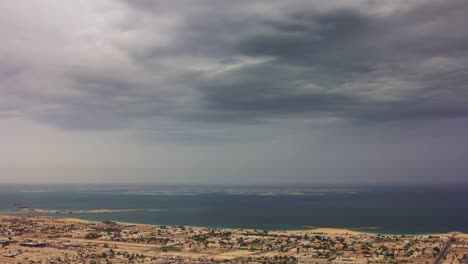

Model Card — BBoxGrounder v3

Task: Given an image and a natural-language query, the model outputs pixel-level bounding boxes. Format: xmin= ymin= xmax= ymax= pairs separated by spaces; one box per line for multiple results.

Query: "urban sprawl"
xmin=1 ymin=216 xmax=467 ymax=263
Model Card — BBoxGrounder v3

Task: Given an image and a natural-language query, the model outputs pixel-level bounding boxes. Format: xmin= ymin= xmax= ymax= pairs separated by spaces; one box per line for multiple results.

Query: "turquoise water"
xmin=1 ymin=185 xmax=467 ymax=234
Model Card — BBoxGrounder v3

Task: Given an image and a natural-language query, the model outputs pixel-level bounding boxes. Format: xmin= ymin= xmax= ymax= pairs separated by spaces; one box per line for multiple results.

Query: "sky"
xmin=0 ymin=0 xmax=467 ymax=184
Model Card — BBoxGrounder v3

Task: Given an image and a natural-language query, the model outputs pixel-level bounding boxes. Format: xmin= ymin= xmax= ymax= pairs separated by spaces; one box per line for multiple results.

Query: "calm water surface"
xmin=0 ymin=185 xmax=467 ymax=234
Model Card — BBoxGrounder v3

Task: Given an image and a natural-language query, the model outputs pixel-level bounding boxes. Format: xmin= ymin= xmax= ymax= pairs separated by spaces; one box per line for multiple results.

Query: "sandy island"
xmin=1 ymin=208 xmax=146 ymax=214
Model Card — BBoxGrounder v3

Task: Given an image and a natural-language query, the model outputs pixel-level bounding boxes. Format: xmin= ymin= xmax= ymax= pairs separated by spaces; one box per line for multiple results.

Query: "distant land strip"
xmin=0 ymin=208 xmax=146 ymax=214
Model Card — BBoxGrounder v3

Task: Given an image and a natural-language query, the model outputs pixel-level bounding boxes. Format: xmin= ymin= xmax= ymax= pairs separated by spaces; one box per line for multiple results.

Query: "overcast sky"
xmin=1 ymin=0 xmax=467 ymax=184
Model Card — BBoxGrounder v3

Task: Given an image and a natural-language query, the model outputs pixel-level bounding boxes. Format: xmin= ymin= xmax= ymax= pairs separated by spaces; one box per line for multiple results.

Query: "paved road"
xmin=433 ymin=233 xmax=458 ymax=264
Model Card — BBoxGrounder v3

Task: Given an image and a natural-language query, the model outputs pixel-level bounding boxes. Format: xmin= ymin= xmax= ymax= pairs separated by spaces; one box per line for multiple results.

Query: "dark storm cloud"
xmin=2 ymin=0 xmax=468 ymax=131
xmin=180 ymin=0 xmax=468 ymax=124
xmin=239 ymin=11 xmax=373 ymax=63
xmin=2 ymin=0 xmax=468 ymax=184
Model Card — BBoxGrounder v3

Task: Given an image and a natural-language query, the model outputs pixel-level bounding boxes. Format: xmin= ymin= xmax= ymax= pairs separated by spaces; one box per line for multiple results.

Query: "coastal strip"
xmin=0 ymin=208 xmax=147 ymax=214
xmin=0 ymin=215 xmax=466 ymax=263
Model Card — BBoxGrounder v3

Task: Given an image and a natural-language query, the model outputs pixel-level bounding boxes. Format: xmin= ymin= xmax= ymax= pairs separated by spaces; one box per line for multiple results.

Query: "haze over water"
xmin=1 ymin=184 xmax=467 ymax=234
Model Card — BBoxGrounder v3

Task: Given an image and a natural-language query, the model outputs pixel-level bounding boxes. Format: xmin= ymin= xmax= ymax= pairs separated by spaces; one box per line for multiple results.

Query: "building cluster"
xmin=1 ymin=216 xmax=467 ymax=263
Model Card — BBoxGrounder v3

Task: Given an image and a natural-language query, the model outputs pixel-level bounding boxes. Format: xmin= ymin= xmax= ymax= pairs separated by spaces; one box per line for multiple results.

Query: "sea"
xmin=0 ymin=184 xmax=467 ymax=234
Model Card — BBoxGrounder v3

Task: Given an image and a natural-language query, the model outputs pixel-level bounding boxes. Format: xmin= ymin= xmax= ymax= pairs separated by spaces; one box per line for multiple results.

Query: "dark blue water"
xmin=0 ymin=185 xmax=467 ymax=234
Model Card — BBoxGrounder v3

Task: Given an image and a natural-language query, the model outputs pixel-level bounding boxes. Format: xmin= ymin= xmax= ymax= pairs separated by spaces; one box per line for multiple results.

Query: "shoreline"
xmin=78 ymin=219 xmax=466 ymax=237
xmin=0 ymin=214 xmax=459 ymax=237
xmin=2 ymin=215 xmax=466 ymax=263
xmin=0 ymin=208 xmax=146 ymax=214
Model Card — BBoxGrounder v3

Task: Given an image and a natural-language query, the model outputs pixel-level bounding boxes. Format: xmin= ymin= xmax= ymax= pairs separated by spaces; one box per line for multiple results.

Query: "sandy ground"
xmin=210 ymin=250 xmax=255 ymax=260
xmin=298 ymin=227 xmax=361 ymax=234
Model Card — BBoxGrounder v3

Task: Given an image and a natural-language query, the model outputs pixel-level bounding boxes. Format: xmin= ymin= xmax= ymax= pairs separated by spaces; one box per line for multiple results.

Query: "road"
xmin=433 ymin=232 xmax=458 ymax=264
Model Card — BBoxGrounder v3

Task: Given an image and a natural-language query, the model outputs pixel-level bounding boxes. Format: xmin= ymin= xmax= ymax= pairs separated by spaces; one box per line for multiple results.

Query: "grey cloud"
xmin=183 ymin=1 xmax=468 ymax=124
xmin=2 ymin=0 xmax=468 ymax=184
xmin=2 ymin=0 xmax=468 ymax=132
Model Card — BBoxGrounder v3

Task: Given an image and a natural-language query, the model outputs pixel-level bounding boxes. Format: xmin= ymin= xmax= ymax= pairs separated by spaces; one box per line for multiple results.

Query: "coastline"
xmin=3 ymin=214 xmax=464 ymax=263
xmin=83 ymin=219 xmax=464 ymax=237
xmin=0 ymin=208 xmax=146 ymax=214
xmin=0 ymin=214 xmax=458 ymax=237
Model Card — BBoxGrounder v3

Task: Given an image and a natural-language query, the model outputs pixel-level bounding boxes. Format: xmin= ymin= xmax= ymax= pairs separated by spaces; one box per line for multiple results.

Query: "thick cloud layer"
xmin=0 ymin=0 xmax=467 ymax=183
